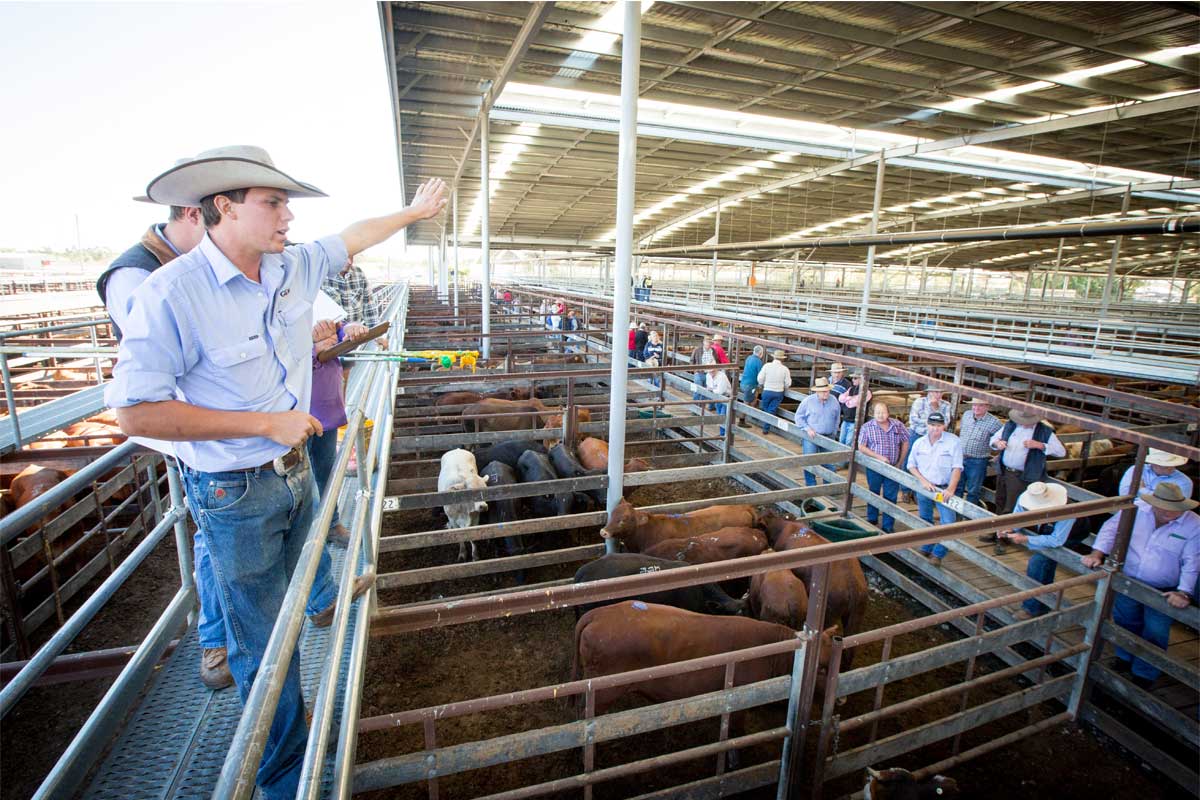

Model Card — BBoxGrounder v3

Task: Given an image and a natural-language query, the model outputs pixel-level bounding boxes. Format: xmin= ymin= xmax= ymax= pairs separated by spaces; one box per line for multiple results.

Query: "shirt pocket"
xmin=208 ymin=337 xmax=269 ymax=382
xmin=276 ymin=299 xmax=314 ymax=369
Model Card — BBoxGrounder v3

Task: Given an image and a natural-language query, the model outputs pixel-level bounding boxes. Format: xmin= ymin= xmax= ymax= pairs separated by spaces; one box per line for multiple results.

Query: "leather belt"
xmin=230 ymin=446 xmax=306 ymax=475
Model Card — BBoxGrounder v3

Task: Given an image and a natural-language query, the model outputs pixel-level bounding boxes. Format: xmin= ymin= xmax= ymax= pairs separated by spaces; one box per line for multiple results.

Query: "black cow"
xmin=480 ymin=461 xmax=526 ymax=565
xmin=476 ymin=439 xmax=547 ymax=470
xmin=516 ymin=450 xmax=574 ymax=517
xmin=862 ymin=767 xmax=959 ymax=799
xmin=572 ymin=553 xmax=747 ymax=619
xmin=549 ymin=443 xmax=607 ymax=507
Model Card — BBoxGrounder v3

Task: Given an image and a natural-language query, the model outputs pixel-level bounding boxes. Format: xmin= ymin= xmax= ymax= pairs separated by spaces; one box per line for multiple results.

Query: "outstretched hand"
xmin=409 ymin=178 xmax=448 ymax=221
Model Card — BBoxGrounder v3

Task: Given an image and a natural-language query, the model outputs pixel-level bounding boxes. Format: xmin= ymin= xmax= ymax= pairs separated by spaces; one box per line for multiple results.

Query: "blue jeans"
xmin=714 ymin=403 xmax=726 ymax=437
xmin=307 ymin=430 xmax=342 ymax=531
xmin=183 ymin=463 xmax=327 ymax=800
xmin=839 ymin=419 xmax=856 ymax=446
xmin=957 ymin=456 xmax=989 ymax=506
xmin=740 ymin=384 xmax=757 ymax=406
xmin=693 ymin=371 xmax=705 ymax=400
xmin=760 ymin=390 xmax=785 ymax=432
xmin=801 ymin=438 xmax=822 ymax=487
xmin=193 ymin=465 xmax=340 ymax=651
xmin=865 ymin=469 xmax=899 ymax=533
xmin=1112 ymin=593 xmax=1173 ymax=681
xmin=916 ymin=492 xmax=956 ymax=558
xmin=1021 ymin=552 xmax=1059 ymax=616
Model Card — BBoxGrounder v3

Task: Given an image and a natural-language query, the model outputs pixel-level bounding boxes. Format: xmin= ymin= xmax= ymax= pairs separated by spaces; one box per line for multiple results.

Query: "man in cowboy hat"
xmin=1119 ymin=448 xmax=1193 ymax=499
xmin=827 ymin=361 xmax=850 ymax=402
xmin=710 ymin=332 xmax=730 ymax=364
xmin=756 ymin=349 xmax=793 ymax=434
xmin=907 ymin=411 xmax=963 ymax=567
xmin=736 ymin=344 xmax=765 ymax=427
xmin=987 ymin=407 xmax=1065 ymax=517
xmin=795 ymin=376 xmax=841 ymax=486
xmin=996 ymin=482 xmax=1074 ymax=615
xmin=106 ymin=145 xmax=447 ymax=800
xmin=956 ymin=397 xmax=1003 ymax=509
xmin=837 ymin=370 xmax=871 ymax=446
xmin=1084 ymin=482 xmax=1199 ymax=687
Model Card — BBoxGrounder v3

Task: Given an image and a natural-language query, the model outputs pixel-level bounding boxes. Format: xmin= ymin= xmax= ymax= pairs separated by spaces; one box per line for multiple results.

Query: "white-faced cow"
xmin=438 ymin=449 xmax=490 ymax=562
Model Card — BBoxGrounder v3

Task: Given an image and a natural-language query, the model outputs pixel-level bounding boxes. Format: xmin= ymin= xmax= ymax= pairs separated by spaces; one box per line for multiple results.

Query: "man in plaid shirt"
xmin=857 ymin=402 xmax=911 ymax=534
xmin=321 ymin=256 xmax=388 ymax=349
xmin=957 ymin=397 xmax=1002 ymax=508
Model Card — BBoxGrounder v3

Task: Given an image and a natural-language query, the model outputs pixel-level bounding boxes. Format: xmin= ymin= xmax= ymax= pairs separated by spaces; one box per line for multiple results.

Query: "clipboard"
xmin=317 ymin=322 xmax=390 ymax=363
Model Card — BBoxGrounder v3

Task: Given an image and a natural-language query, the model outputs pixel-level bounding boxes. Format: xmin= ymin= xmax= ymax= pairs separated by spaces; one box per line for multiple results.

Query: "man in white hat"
xmin=105 ymin=145 xmax=447 ymax=800
xmin=987 ymin=407 xmax=1065 ymax=515
xmin=827 ymin=361 xmax=850 ymax=403
xmin=1119 ymin=448 xmax=1193 ymax=499
xmin=755 ymin=349 xmax=793 ymax=433
xmin=795 ymin=376 xmax=841 ymax=486
xmin=996 ymin=482 xmax=1073 ymax=618
xmin=1084 ymin=482 xmax=1199 ymax=688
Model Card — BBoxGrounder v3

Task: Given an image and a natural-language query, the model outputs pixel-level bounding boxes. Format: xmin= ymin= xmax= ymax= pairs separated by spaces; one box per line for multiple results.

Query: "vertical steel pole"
xmin=1100 ymin=186 xmax=1131 ymax=316
xmin=452 ymin=189 xmax=460 ymax=321
xmin=604 ymin=2 xmax=640 ymax=554
xmin=437 ymin=228 xmax=449 ymax=303
xmin=481 ymin=112 xmax=492 ymax=360
xmin=791 ymin=250 xmax=799 ymax=293
xmin=857 ymin=156 xmax=886 ymax=325
xmin=710 ymin=201 xmax=720 ymax=305
xmin=775 ymin=632 xmax=812 ymax=800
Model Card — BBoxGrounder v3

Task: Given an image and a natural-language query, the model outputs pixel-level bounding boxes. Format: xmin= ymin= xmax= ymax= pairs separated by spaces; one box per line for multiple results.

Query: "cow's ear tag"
xmin=631 ymin=601 xmax=648 ymax=610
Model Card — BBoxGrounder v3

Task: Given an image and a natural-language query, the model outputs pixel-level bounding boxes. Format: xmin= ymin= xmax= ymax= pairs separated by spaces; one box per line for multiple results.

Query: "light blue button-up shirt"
xmin=105 ymin=224 xmax=183 ymax=336
xmin=1012 ymin=501 xmax=1076 ymax=550
xmin=909 ymin=431 xmax=964 ymax=486
xmin=105 ymin=233 xmax=348 ymax=471
xmin=1118 ymin=464 xmax=1194 ymax=499
xmin=1095 ymin=501 xmax=1200 ymax=593
xmin=796 ymin=393 xmax=841 ymax=436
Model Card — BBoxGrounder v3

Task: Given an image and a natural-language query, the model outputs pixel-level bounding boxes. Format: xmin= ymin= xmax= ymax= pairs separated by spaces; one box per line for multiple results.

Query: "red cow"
xmin=577 ymin=437 xmax=650 ymax=474
xmin=572 ymin=601 xmax=837 ymax=717
xmin=600 ymin=498 xmax=760 ymax=553
xmin=749 ymin=567 xmax=810 ymax=630
xmin=642 ymin=526 xmax=769 ymax=564
xmin=460 ymin=398 xmax=549 ymax=432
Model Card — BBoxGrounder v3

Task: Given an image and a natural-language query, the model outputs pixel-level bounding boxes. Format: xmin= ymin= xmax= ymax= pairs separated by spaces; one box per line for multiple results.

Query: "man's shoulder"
xmin=139 ymin=249 xmax=213 ymax=296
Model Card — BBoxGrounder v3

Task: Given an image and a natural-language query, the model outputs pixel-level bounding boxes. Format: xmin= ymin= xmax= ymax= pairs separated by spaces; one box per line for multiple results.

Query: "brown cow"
xmin=749 ymin=567 xmax=810 ymax=630
xmin=460 ymin=398 xmax=548 ymax=432
xmin=761 ymin=515 xmax=868 ymax=666
xmin=48 ymin=368 xmax=93 ymax=382
xmin=601 ymin=498 xmax=760 ymax=553
xmin=578 ymin=437 xmax=652 ymax=475
xmin=642 ymin=527 xmax=769 ymax=564
xmin=542 ymin=407 xmax=592 ymax=430
xmin=572 ymin=601 xmax=837 ymax=717
xmin=434 ymin=387 xmax=531 ymax=407
xmin=60 ymin=422 xmax=126 ymax=448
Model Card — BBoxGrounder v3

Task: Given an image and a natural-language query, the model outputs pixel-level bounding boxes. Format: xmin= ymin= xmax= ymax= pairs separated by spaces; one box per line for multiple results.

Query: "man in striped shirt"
xmin=857 ymin=402 xmax=910 ymax=534
xmin=957 ymin=397 xmax=1003 ymax=508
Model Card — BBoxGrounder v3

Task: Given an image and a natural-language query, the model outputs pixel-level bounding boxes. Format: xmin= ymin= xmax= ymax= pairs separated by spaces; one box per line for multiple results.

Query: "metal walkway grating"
xmin=83 ymin=539 xmax=363 ymax=800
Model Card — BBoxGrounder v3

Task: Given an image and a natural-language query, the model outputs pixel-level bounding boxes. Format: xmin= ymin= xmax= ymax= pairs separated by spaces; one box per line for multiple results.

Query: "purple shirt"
xmin=858 ymin=418 xmax=910 ymax=466
xmin=1095 ymin=501 xmax=1200 ymax=593
xmin=310 ymin=328 xmax=347 ymax=431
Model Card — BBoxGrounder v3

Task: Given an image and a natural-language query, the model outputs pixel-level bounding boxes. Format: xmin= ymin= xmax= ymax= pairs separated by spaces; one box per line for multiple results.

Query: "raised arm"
xmin=340 ymin=178 xmax=448 ymax=257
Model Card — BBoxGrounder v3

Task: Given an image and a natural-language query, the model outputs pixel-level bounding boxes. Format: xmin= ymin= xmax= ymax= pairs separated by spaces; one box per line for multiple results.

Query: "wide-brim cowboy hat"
xmin=1146 ymin=448 xmax=1188 ymax=468
xmin=1008 ymin=408 xmax=1040 ymax=426
xmin=1017 ymin=481 xmax=1067 ymax=511
xmin=143 ymin=145 xmax=327 ymax=206
xmin=829 ymin=362 xmax=846 ymax=373
xmin=1141 ymin=482 xmax=1199 ymax=511
xmin=772 ymin=349 xmax=787 ymax=360
xmin=812 ymin=377 xmax=831 ymax=391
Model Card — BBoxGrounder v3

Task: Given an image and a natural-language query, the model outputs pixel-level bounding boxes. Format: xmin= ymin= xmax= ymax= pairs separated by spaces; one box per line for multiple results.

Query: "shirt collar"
xmin=198 ymin=234 xmax=248 ymax=286
xmin=153 ymin=223 xmax=183 ymax=257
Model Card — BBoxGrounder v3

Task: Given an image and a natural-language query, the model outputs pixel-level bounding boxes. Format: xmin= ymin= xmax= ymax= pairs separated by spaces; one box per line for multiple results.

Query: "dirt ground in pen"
xmin=360 ymin=474 xmax=1185 ymax=800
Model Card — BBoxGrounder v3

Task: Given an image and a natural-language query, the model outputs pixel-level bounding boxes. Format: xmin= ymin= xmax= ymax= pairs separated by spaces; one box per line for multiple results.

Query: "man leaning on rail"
xmin=104 ymin=145 xmax=447 ymax=800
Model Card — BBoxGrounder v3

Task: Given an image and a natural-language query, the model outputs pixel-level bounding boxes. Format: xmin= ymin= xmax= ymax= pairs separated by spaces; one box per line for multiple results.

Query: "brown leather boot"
xmin=310 ymin=571 xmax=377 ymax=628
xmin=200 ymin=647 xmax=235 ymax=690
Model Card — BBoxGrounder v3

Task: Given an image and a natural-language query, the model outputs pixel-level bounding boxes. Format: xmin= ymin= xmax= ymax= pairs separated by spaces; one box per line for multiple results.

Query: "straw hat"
xmin=1008 ymin=409 xmax=1040 ymax=426
xmin=967 ymin=397 xmax=989 ymax=405
xmin=1145 ymin=448 xmax=1188 ymax=468
xmin=829 ymin=362 xmax=846 ymax=374
xmin=712 ymin=333 xmax=726 ymax=342
xmin=772 ymin=349 xmax=787 ymax=360
xmin=812 ymin=377 xmax=831 ymax=391
xmin=1140 ymin=482 xmax=1199 ymax=511
xmin=1017 ymin=482 xmax=1068 ymax=511
xmin=143 ymin=145 xmax=327 ymax=206
xmin=925 ymin=385 xmax=943 ymax=394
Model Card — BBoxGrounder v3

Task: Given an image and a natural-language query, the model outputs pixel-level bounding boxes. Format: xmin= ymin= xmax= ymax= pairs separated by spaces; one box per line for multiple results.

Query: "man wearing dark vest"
xmin=97 ymin=162 xmax=206 ymax=339
xmin=986 ymin=408 xmax=1066 ymax=517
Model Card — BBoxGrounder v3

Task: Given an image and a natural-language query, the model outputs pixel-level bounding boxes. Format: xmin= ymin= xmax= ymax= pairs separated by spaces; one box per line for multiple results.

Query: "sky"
xmin=0 ymin=1 xmax=409 ymax=256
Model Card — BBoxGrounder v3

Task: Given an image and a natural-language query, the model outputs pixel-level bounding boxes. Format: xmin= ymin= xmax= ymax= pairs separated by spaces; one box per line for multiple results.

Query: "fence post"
xmin=775 ymin=631 xmax=812 ymax=800
xmin=1067 ymin=568 xmax=1114 ymax=718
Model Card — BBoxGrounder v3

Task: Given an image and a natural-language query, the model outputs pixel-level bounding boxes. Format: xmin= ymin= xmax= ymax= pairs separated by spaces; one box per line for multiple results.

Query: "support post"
xmin=452 ymin=189 xmax=460 ymax=320
xmin=857 ymin=156 xmax=886 ymax=325
xmin=1099 ymin=185 xmax=1131 ymax=317
xmin=481 ymin=112 xmax=492 ymax=360
xmin=710 ymin=201 xmax=720 ymax=305
xmin=603 ymin=2 xmax=640 ymax=554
